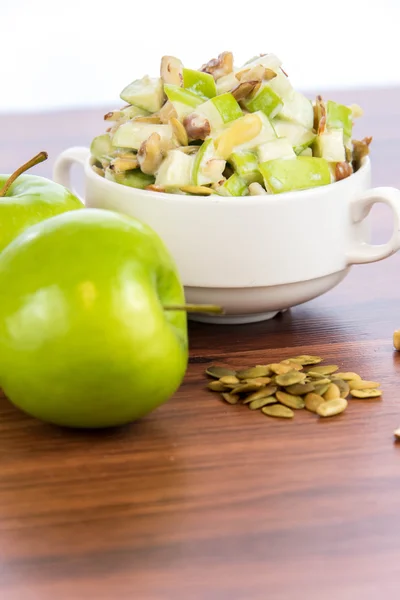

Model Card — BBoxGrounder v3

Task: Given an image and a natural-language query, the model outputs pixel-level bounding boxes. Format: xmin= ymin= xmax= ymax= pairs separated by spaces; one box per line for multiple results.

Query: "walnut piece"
xmin=352 ymin=136 xmax=373 ymax=165
xmin=231 ymin=80 xmax=261 ymax=102
xmin=200 ymin=51 xmax=234 ymax=80
xmin=335 ymin=162 xmax=353 ymax=181
xmin=183 ymin=113 xmax=211 ymax=140
xmin=160 ymin=55 xmax=183 ymax=86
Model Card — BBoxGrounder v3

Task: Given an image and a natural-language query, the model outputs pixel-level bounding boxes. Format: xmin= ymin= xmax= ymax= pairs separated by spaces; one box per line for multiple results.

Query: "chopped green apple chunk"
xmin=105 ymin=168 xmax=154 ymax=189
xmin=279 ymin=91 xmax=314 ymax=129
xmin=112 ymin=122 xmax=172 ymax=150
xmin=216 ymin=72 xmax=239 ymax=95
xmin=268 ymin=69 xmax=293 ymax=98
xmin=183 ymin=68 xmax=216 ymax=98
xmin=164 ymin=84 xmax=205 ymax=119
xmin=313 ymin=129 xmax=346 ymax=162
xmin=299 ymin=147 xmax=312 ymax=156
xmin=155 ymin=150 xmax=194 ymax=187
xmin=326 ymin=100 xmax=353 ymax=140
xmin=257 ymin=138 xmax=295 ymax=163
xmin=241 ymin=53 xmax=282 ymax=72
xmin=90 ymin=134 xmax=113 ymax=161
xmin=216 ymin=173 xmax=248 ymax=196
xmin=120 ymin=76 xmax=164 ymax=113
xmin=243 ymin=84 xmax=283 ymax=119
xmin=259 ymin=157 xmax=331 ymax=194
xmin=229 ymin=150 xmax=263 ymax=184
xmin=192 ymin=138 xmax=225 ymax=185
xmin=272 ymin=120 xmax=316 ymax=154
xmin=198 ymin=93 xmax=243 ymax=131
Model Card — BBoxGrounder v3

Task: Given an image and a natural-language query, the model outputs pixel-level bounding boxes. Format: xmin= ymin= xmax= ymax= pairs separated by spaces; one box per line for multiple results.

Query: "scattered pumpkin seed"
xmin=237 ymin=366 xmax=271 ymax=380
xmin=292 ymin=355 xmax=323 ymax=365
xmin=280 ymin=360 xmax=304 ymax=371
xmin=219 ymin=375 xmax=239 ymax=385
xmin=285 ymin=382 xmax=315 ymax=395
xmin=221 ymin=392 xmax=240 ymax=405
xmin=276 ymin=391 xmax=305 ymax=410
xmin=307 ymin=365 xmax=338 ymax=376
xmin=348 ymin=380 xmax=380 ymax=390
xmin=268 ymin=363 xmax=293 ymax=375
xmin=247 ymin=377 xmax=272 ymax=385
xmin=323 ymin=383 xmax=341 ymax=401
xmin=305 ymin=393 xmax=326 ymax=413
xmin=208 ymin=381 xmax=227 ymax=392
xmin=313 ymin=383 xmax=330 ymax=396
xmin=275 ymin=371 xmax=306 ymax=387
xmin=262 ymin=404 xmax=294 ymax=419
xmin=350 ymin=388 xmax=382 ymax=399
xmin=233 ymin=382 xmax=264 ymax=394
xmin=330 ymin=379 xmax=350 ymax=398
xmin=335 ymin=372 xmax=361 ymax=381
xmin=248 ymin=396 xmax=277 ymax=410
xmin=180 ymin=185 xmax=214 ymax=195
xmin=317 ymin=398 xmax=348 ymax=417
xmin=206 ymin=366 xmax=237 ymax=379
xmin=243 ymin=385 xmax=278 ymax=403
xmin=307 ymin=377 xmax=331 ymax=385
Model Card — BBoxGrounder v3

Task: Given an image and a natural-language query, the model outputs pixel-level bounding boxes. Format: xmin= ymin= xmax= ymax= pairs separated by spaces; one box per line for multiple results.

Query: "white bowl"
xmin=54 ymin=149 xmax=400 ymax=324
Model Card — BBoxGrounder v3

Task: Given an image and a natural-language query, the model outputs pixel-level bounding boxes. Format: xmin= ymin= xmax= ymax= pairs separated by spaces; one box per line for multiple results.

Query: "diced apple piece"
xmin=192 ymin=138 xmax=225 ymax=186
xmin=257 ymin=138 xmax=295 ymax=163
xmin=216 ymin=72 xmax=239 ymax=95
xmin=216 ymin=174 xmax=248 ymax=197
xmin=120 ymin=76 xmax=164 ymax=113
xmin=243 ymin=84 xmax=283 ymax=119
xmin=155 ymin=150 xmax=194 ymax=187
xmin=229 ymin=150 xmax=263 ymax=184
xmin=164 ymin=84 xmax=205 ymax=119
xmin=326 ymin=100 xmax=353 ymax=140
xmin=112 ymin=122 xmax=173 ymax=150
xmin=259 ymin=157 xmax=331 ymax=194
xmin=240 ymin=53 xmax=282 ymax=72
xmin=299 ymin=147 xmax=313 ymax=156
xmin=183 ymin=68 xmax=216 ymax=98
xmin=105 ymin=168 xmax=155 ymax=189
xmin=272 ymin=120 xmax=316 ymax=154
xmin=279 ymin=91 xmax=314 ymax=129
xmin=268 ymin=69 xmax=293 ymax=98
xmin=313 ymin=129 xmax=346 ymax=162
xmin=198 ymin=93 xmax=243 ymax=131
xmin=90 ymin=134 xmax=113 ymax=161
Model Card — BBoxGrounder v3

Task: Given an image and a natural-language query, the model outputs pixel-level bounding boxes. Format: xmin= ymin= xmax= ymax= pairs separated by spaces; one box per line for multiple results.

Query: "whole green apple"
xmin=0 ymin=152 xmax=83 ymax=253
xmin=0 ymin=208 xmax=188 ymax=428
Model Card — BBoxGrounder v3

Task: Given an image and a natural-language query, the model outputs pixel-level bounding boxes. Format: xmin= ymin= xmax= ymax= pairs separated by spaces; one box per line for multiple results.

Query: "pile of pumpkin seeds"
xmin=205 ymin=355 xmax=382 ymax=420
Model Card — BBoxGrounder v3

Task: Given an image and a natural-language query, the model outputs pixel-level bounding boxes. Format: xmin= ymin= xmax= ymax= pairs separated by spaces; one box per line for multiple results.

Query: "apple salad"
xmin=90 ymin=51 xmax=372 ymax=196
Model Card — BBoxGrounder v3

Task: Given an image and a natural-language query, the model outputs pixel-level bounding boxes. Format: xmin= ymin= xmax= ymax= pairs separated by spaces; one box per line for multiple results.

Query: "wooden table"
xmin=1 ymin=88 xmax=400 ymax=599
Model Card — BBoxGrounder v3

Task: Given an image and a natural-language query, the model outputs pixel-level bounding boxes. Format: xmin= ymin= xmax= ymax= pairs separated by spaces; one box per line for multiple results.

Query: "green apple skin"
xmin=0 ymin=209 xmax=188 ymax=428
xmin=259 ymin=157 xmax=331 ymax=194
xmin=183 ymin=68 xmax=216 ymax=98
xmin=0 ymin=174 xmax=83 ymax=253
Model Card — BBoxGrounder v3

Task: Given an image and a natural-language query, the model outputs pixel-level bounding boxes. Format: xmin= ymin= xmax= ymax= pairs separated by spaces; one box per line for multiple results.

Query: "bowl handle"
xmin=53 ymin=146 xmax=90 ymax=203
xmin=347 ymin=186 xmax=400 ymax=264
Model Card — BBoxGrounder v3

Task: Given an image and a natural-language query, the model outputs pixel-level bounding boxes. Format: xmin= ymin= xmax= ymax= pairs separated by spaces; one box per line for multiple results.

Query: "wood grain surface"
xmin=1 ymin=88 xmax=400 ymax=599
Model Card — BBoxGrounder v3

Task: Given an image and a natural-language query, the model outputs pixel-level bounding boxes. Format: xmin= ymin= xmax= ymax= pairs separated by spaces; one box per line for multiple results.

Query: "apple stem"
xmin=0 ymin=151 xmax=48 ymax=198
xmin=163 ymin=304 xmax=224 ymax=314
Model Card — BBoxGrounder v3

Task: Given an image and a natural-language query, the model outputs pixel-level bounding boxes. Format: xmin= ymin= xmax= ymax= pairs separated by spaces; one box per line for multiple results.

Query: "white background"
xmin=1 ymin=0 xmax=399 ymax=113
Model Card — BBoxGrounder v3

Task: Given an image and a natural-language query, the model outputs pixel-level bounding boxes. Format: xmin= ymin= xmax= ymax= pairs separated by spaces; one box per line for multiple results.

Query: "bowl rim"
xmin=87 ymin=155 xmax=370 ymax=204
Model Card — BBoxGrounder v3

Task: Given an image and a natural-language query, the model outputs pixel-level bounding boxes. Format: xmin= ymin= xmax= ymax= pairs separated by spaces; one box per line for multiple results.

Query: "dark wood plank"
xmin=1 ymin=88 xmax=400 ymax=599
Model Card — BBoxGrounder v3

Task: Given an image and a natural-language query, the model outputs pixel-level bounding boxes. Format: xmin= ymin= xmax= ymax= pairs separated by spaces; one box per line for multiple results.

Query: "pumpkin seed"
xmin=170 ymin=117 xmax=189 ymax=146
xmin=276 ymin=391 xmax=305 ymax=410
xmin=237 ymin=366 xmax=271 ymax=379
xmin=394 ymin=427 xmax=400 ymax=439
xmin=234 ymin=382 xmax=264 ymax=394
xmin=307 ymin=365 xmax=338 ymax=376
xmin=221 ymin=392 xmax=240 ymax=405
xmin=208 ymin=381 xmax=227 ymax=392
xmin=313 ymin=383 xmax=330 ymax=396
xmin=323 ymin=383 xmax=341 ymax=401
xmin=393 ymin=330 xmax=400 ymax=351
xmin=307 ymin=377 xmax=331 ymax=385
xmin=243 ymin=385 xmax=278 ymax=403
xmin=275 ymin=371 xmax=306 ymax=387
xmin=307 ymin=371 xmax=330 ymax=380
xmin=291 ymin=355 xmax=322 ymax=365
xmin=219 ymin=375 xmax=240 ymax=385
xmin=268 ymin=363 xmax=293 ymax=375
xmin=248 ymin=396 xmax=277 ymax=410
xmin=335 ymin=372 xmax=361 ymax=381
xmin=206 ymin=366 xmax=236 ymax=379
xmin=285 ymin=382 xmax=315 ymax=395
xmin=305 ymin=393 xmax=326 ymax=413
xmin=180 ymin=185 xmax=214 ymax=196
xmin=330 ymin=379 xmax=350 ymax=398
xmin=348 ymin=380 xmax=380 ymax=390
xmin=262 ymin=404 xmax=294 ymax=419
xmin=350 ymin=388 xmax=382 ymax=399
xmin=317 ymin=398 xmax=348 ymax=417
xmin=246 ymin=377 xmax=272 ymax=385
xmin=280 ymin=360 xmax=304 ymax=371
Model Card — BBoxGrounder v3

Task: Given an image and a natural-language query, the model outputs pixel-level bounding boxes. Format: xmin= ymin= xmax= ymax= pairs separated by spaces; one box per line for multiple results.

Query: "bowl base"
xmin=189 ymin=310 xmax=282 ymax=325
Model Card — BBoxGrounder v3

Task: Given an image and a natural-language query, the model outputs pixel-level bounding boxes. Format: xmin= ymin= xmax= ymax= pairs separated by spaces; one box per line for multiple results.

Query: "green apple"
xmin=183 ymin=68 xmax=216 ymax=98
xmin=279 ymin=91 xmax=314 ymax=129
xmin=0 ymin=209 xmax=189 ymax=428
xmin=112 ymin=121 xmax=173 ymax=150
xmin=242 ymin=84 xmax=283 ymax=119
xmin=120 ymin=76 xmax=164 ymax=113
xmin=164 ymin=84 xmax=205 ymax=119
xmin=105 ymin=167 xmax=155 ymax=189
xmin=257 ymin=138 xmax=296 ymax=162
xmin=198 ymin=93 xmax=243 ymax=130
xmin=91 ymin=133 xmax=113 ymax=163
xmin=313 ymin=129 xmax=346 ymax=162
xmin=241 ymin=53 xmax=282 ymax=72
xmin=155 ymin=150 xmax=194 ymax=187
xmin=215 ymin=173 xmax=248 ymax=196
xmin=272 ymin=120 xmax=316 ymax=154
xmin=0 ymin=152 xmax=83 ymax=253
xmin=229 ymin=150 xmax=263 ymax=184
xmin=326 ymin=100 xmax=353 ymax=140
xmin=192 ymin=138 xmax=225 ymax=185
xmin=259 ymin=156 xmax=331 ymax=194
xmin=268 ymin=69 xmax=293 ymax=98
